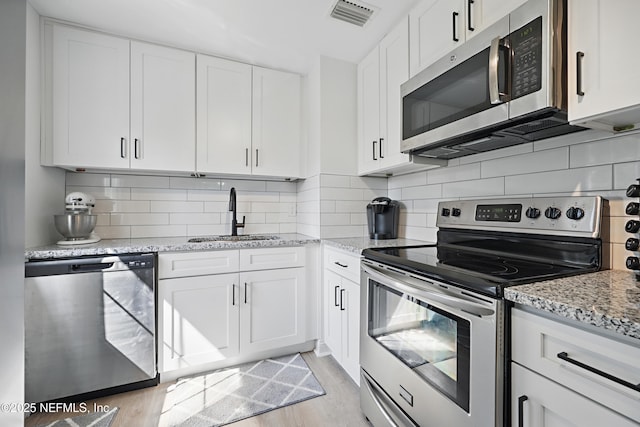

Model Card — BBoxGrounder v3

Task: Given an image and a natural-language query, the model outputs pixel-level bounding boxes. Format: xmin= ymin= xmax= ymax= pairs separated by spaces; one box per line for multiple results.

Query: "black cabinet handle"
xmin=255 ymin=149 xmax=259 ymax=167
xmin=379 ymin=138 xmax=384 ymax=159
xmin=468 ymin=0 xmax=475 ymax=31
xmin=120 ymin=137 xmax=126 ymax=158
xmin=134 ymin=138 xmax=141 ymax=159
xmin=517 ymin=395 xmax=528 ymax=427
xmin=232 ymin=284 xmax=236 ymax=306
xmin=245 ymin=148 xmax=249 ymax=167
xmin=452 ymin=12 xmax=459 ymax=42
xmin=334 ymin=285 xmax=340 ymax=307
xmin=372 ymin=140 xmax=377 ymax=160
xmin=576 ymin=52 xmax=585 ymax=96
xmin=334 ymin=261 xmax=348 ymax=268
xmin=244 ymin=282 xmax=248 ymax=304
xmin=557 ymin=351 xmax=640 ymax=392
xmin=340 ymin=288 xmax=346 ymax=311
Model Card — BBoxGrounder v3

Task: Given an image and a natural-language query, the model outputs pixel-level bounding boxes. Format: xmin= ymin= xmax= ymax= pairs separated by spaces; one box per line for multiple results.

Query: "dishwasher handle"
xmin=70 ymin=262 xmax=114 ymax=272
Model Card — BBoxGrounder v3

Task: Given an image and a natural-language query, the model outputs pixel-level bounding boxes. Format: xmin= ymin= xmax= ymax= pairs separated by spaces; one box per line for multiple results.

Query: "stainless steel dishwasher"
xmin=25 ymin=254 xmax=158 ymax=403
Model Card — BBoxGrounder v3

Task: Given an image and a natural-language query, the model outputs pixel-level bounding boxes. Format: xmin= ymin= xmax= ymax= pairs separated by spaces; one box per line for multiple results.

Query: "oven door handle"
xmin=362 ymin=263 xmax=495 ymax=317
xmin=361 ymin=370 xmax=419 ymax=427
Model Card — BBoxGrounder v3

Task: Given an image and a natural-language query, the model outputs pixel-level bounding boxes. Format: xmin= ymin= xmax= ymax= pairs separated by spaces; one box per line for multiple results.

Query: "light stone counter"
xmin=323 ymin=237 xmax=435 ymax=255
xmin=25 ymin=233 xmax=320 ymax=260
xmin=505 ymin=270 xmax=640 ymax=341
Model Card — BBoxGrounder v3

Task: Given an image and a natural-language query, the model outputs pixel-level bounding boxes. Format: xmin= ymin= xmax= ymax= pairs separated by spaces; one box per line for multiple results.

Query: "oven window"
xmin=368 ymin=280 xmax=470 ymax=412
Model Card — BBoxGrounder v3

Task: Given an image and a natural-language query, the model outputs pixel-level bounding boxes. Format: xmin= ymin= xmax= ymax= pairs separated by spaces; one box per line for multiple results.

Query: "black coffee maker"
xmin=367 ymin=197 xmax=400 ymax=240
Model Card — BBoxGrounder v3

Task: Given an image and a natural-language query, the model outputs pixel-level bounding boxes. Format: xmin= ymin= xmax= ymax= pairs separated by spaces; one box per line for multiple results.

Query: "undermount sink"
xmin=187 ymin=235 xmax=280 ymax=243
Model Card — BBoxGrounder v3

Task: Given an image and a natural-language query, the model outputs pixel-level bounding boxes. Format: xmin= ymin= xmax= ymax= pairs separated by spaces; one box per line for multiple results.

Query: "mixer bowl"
xmin=54 ymin=214 xmax=97 ymax=239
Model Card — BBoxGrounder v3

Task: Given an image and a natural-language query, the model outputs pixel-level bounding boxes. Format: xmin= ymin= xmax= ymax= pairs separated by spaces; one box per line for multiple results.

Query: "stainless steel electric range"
xmin=359 ymin=196 xmax=607 ymax=427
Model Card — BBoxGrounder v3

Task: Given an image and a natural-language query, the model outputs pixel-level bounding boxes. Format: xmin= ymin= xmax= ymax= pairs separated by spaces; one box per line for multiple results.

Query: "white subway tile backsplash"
xmin=94 ymin=225 xmax=130 ymax=239
xmin=320 ymin=200 xmax=336 ymax=213
xmin=443 ymin=177 xmax=504 ymax=198
xmin=350 ymin=213 xmax=367 ymax=225
xmin=66 ymin=173 xmax=111 ymax=187
xmin=220 ymin=179 xmax=266 ymax=192
xmin=363 ymin=188 xmax=387 ymax=201
xmin=321 ymin=174 xmax=351 ymax=187
xmin=481 ymin=147 xmax=568 ymax=178
xmin=150 ymin=200 xmax=204 ymax=213
xmin=570 ymin=135 xmax=640 ymax=168
xmin=321 ymin=225 xmax=365 ymax=238
xmin=428 ymin=163 xmax=480 ymax=185
xmin=111 ymin=213 xmax=168 ymax=226
xmin=401 ymin=213 xmax=427 ymax=228
xmin=322 ymin=213 xmax=352 ymax=226
xmin=187 ymin=190 xmax=229 ymax=202
xmin=320 ymin=187 xmax=363 ymax=201
xmin=170 ymin=212 xmax=221 ymax=225
xmin=388 ymin=171 xmax=427 ymax=189
xmin=504 ymin=165 xmax=612 ymax=195
xmin=250 ymin=202 xmax=282 ymax=213
xmin=412 ymin=199 xmax=440 ymax=213
xmin=170 ymin=177 xmax=222 ymax=190
xmin=131 ymin=225 xmax=186 ymax=238
xmin=67 ymin=186 xmax=131 ymax=200
xmin=613 ymin=161 xmax=640 ymax=190
xmin=131 ymin=188 xmax=187 ymax=201
xmin=350 ymin=176 xmax=387 ymax=190
xmin=401 ymin=184 xmax=442 ymax=200
xmin=335 ymin=200 xmax=368 ymax=213
xmin=112 ymin=174 xmax=170 ymax=188
xmin=401 ymin=226 xmax=437 ymax=242
xmin=533 ymin=129 xmax=612 ymax=151
xmin=458 ymin=143 xmax=533 ymax=165
xmin=279 ymin=223 xmax=297 ymax=233
xmin=94 ymin=200 xmax=150 ymax=213
xmin=187 ymin=224 xmax=228 ymax=236
xmin=266 ymin=181 xmax=297 ymax=193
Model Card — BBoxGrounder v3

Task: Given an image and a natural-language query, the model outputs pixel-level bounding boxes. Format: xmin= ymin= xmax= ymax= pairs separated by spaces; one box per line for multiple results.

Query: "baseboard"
xmin=314 ymin=340 xmax=332 ymax=357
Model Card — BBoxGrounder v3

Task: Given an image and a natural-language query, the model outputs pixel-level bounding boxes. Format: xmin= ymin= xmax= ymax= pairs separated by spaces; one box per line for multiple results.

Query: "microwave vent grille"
xmin=507 ymin=117 xmax=566 ymax=135
xmin=329 ymin=0 xmax=376 ymax=27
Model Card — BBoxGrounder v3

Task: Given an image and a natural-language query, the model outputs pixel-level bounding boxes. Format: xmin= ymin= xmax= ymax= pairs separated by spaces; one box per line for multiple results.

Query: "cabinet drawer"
xmin=324 ymin=245 xmax=361 ymax=283
xmin=511 ymin=308 xmax=640 ymax=422
xmin=158 ymin=250 xmax=239 ymax=279
xmin=239 ymin=246 xmax=305 ymax=271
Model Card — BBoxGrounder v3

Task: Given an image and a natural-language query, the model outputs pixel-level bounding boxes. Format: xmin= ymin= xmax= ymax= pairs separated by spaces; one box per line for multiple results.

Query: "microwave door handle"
xmin=489 ymin=36 xmax=503 ymax=104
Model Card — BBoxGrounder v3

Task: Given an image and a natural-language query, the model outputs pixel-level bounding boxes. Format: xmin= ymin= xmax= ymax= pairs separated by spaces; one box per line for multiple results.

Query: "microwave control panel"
xmin=511 ymin=16 xmax=543 ymax=99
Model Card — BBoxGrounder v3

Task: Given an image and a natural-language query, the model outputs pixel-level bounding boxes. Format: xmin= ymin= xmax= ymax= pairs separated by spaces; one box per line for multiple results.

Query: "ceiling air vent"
xmin=330 ymin=0 xmax=376 ymax=27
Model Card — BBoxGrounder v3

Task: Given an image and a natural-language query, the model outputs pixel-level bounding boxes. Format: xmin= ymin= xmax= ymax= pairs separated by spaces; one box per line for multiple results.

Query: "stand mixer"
xmin=54 ymin=192 xmax=101 ymax=245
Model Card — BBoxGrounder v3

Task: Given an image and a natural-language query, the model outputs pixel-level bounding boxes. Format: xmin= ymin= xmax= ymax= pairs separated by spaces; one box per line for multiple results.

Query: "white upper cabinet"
xmin=130 ymin=42 xmax=196 ymax=172
xmin=196 ymin=55 xmax=252 ymax=175
xmin=409 ymin=0 xmax=526 ymax=77
xmin=358 ymin=18 xmax=412 ymax=176
xmin=46 ymin=24 xmax=196 ymax=172
xmin=252 ymin=67 xmax=302 ymax=178
xmin=568 ymin=0 xmax=640 ymax=132
xmin=49 ymin=25 xmax=130 ymax=169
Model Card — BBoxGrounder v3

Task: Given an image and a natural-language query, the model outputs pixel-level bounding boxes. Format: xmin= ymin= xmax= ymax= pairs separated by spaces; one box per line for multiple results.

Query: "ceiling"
xmin=28 ymin=0 xmax=421 ymax=74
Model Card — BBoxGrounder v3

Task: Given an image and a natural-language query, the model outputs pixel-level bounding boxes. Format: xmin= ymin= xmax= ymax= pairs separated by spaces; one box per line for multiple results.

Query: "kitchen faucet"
xmin=228 ymin=187 xmax=245 ymax=236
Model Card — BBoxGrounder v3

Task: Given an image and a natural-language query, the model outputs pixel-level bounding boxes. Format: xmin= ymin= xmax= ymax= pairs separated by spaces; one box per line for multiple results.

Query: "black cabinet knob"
xmin=626 ymin=238 xmax=640 ymax=251
xmin=566 ymin=207 xmax=585 ymax=220
xmin=625 ymin=220 xmax=640 ymax=233
xmin=544 ymin=207 xmax=562 ymax=220
xmin=525 ymin=207 xmax=540 ymax=219
xmin=627 ymin=184 xmax=640 ymax=198
xmin=452 ymin=208 xmax=461 ymax=217
xmin=626 ymin=256 xmax=640 ymax=270
xmin=626 ymin=202 xmax=640 ymax=216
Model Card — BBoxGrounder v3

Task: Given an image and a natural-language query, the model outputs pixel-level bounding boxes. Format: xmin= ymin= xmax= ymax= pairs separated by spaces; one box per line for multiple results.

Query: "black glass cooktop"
xmin=363 ymin=242 xmax=600 ymax=298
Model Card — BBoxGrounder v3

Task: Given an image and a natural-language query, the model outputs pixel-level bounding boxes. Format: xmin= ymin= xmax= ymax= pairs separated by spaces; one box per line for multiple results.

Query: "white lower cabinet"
xmin=323 ymin=245 xmax=361 ymax=384
xmin=511 ymin=308 xmax=640 ymax=426
xmin=158 ymin=247 xmax=307 ymax=377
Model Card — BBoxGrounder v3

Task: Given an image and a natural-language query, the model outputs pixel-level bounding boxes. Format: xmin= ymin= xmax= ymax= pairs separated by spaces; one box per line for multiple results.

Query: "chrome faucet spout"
xmin=228 ymin=187 xmax=245 ymax=236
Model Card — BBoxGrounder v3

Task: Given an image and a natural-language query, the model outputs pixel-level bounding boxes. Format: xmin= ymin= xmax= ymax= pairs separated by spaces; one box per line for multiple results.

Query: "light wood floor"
xmin=25 ymin=352 xmax=371 ymax=427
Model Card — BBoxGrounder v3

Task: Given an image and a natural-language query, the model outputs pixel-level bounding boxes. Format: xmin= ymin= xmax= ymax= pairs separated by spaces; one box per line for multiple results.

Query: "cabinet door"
xmin=196 ymin=55 xmax=252 ymax=175
xmin=409 ymin=0 xmax=464 ymax=77
xmin=252 ymin=67 xmax=302 ymax=178
xmin=341 ymin=278 xmax=360 ymax=385
xmin=51 ymin=25 xmax=130 ymax=169
xmin=239 ymin=268 xmax=305 ymax=353
xmin=568 ymin=0 xmax=640 ymax=127
xmin=379 ymin=17 xmax=410 ymax=169
xmin=158 ymin=274 xmax=240 ymax=372
xmin=465 ymin=0 xmax=527 ymax=41
xmin=130 ymin=42 xmax=196 ymax=172
xmin=323 ymin=270 xmax=343 ymax=356
xmin=357 ymin=46 xmax=381 ymax=175
xmin=511 ymin=363 xmax=638 ymax=427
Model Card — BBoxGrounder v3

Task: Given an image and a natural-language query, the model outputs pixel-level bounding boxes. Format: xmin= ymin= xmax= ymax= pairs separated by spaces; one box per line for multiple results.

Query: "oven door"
xmin=360 ymin=261 xmax=503 ymax=427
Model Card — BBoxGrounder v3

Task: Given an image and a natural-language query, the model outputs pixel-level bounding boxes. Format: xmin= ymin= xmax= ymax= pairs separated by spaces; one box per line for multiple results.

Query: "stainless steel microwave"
xmin=401 ymin=0 xmax=584 ymax=160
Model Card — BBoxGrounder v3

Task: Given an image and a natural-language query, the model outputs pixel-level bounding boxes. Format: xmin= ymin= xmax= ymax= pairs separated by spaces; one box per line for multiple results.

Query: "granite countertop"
xmin=25 ymin=233 xmax=320 ymax=260
xmin=505 ymin=270 xmax=640 ymax=341
xmin=323 ymin=237 xmax=435 ymax=255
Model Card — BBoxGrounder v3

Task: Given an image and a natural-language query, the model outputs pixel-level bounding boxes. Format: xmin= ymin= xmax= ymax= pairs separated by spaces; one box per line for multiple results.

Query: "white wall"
xmin=0 ymin=0 xmax=27 ymax=424
xmin=25 ymin=4 xmax=65 ymax=247
xmin=389 ymin=130 xmax=640 ymax=269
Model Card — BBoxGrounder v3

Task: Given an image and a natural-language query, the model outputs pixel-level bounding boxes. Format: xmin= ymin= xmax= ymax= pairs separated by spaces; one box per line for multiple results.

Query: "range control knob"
xmin=626 ymin=256 xmax=640 ymax=270
xmin=627 ymin=184 xmax=640 ymax=198
xmin=566 ymin=206 xmax=585 ymax=220
xmin=625 ymin=220 xmax=640 ymax=233
xmin=441 ymin=208 xmax=451 ymax=217
xmin=544 ymin=207 xmax=562 ymax=220
xmin=525 ymin=207 xmax=541 ymax=219
xmin=451 ymin=208 xmax=461 ymax=217
xmin=626 ymin=238 xmax=640 ymax=251
xmin=626 ymin=202 xmax=640 ymax=216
